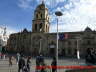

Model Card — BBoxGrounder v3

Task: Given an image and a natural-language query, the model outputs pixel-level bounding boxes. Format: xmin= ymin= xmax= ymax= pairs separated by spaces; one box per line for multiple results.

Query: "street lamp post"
xmin=55 ymin=11 xmax=63 ymax=72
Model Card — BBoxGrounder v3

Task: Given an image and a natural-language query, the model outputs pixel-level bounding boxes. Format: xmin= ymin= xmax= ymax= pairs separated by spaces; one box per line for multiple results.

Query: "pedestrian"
xmin=36 ymin=55 xmax=40 ymax=72
xmin=0 ymin=52 xmax=2 ymax=59
xmin=85 ymin=48 xmax=96 ymax=64
xmin=18 ymin=55 xmax=25 ymax=72
xmin=9 ymin=56 xmax=12 ymax=66
xmin=36 ymin=55 xmax=40 ymax=67
xmin=39 ymin=54 xmax=44 ymax=65
xmin=26 ymin=56 xmax=31 ymax=72
xmin=35 ymin=54 xmax=44 ymax=72
xmin=41 ymin=63 xmax=47 ymax=72
xmin=36 ymin=54 xmax=44 ymax=66
xmin=3 ymin=54 xmax=6 ymax=60
xmin=16 ymin=53 xmax=20 ymax=64
xmin=90 ymin=48 xmax=96 ymax=64
xmin=51 ymin=57 xmax=57 ymax=72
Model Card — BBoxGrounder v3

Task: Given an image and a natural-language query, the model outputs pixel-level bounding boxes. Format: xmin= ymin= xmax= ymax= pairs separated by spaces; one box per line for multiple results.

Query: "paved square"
xmin=0 ymin=58 xmax=86 ymax=72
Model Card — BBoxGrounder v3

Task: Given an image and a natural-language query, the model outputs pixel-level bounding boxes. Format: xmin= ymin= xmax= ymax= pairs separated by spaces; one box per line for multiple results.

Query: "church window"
xmin=48 ymin=17 xmax=49 ymax=21
xmin=46 ymin=25 xmax=47 ymax=32
xmin=74 ymin=49 xmax=77 ymax=55
xmin=68 ymin=41 xmax=71 ymax=45
xmin=40 ymin=23 xmax=42 ymax=31
xmin=36 ymin=14 xmax=38 ymax=18
xmin=75 ymin=41 xmax=77 ymax=45
xmin=37 ymin=12 xmax=41 ymax=19
xmin=41 ymin=14 xmax=42 ymax=18
xmin=38 ymin=14 xmax=41 ymax=19
xmin=62 ymin=49 xmax=65 ymax=55
xmin=87 ymin=40 xmax=91 ymax=45
xmin=35 ymin=24 xmax=37 ymax=31
xmin=68 ymin=48 xmax=71 ymax=54
xmin=40 ymin=23 xmax=42 ymax=28
xmin=46 ymin=15 xmax=48 ymax=19
xmin=48 ymin=26 xmax=49 ymax=31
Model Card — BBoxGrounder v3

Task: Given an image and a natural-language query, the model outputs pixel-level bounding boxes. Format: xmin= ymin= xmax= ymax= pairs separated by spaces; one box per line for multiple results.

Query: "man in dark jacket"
xmin=85 ymin=48 xmax=96 ymax=64
xmin=18 ymin=56 xmax=25 ymax=72
xmin=36 ymin=54 xmax=44 ymax=66
xmin=36 ymin=54 xmax=45 ymax=72
xmin=27 ymin=56 xmax=31 ymax=72
xmin=51 ymin=57 xmax=57 ymax=72
xmin=39 ymin=54 xmax=44 ymax=64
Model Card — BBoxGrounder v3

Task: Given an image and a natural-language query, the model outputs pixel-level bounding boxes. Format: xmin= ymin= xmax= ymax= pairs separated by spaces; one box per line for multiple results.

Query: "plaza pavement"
xmin=0 ymin=58 xmax=86 ymax=72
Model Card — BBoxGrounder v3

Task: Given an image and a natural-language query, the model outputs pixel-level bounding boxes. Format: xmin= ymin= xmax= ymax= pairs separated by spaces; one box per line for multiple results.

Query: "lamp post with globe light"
xmin=55 ymin=11 xmax=63 ymax=72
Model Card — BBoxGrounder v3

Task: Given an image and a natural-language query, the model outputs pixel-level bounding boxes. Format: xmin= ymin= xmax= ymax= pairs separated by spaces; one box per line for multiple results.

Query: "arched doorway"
xmin=49 ymin=42 xmax=56 ymax=57
xmin=61 ymin=49 xmax=65 ymax=57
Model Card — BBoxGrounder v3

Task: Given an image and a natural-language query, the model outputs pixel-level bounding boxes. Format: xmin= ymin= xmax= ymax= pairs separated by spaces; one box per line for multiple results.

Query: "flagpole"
xmin=55 ymin=11 xmax=63 ymax=72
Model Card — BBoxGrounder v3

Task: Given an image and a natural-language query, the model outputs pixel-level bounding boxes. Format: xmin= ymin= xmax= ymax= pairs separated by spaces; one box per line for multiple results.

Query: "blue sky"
xmin=0 ymin=0 xmax=96 ymax=35
xmin=0 ymin=0 xmax=35 ymax=34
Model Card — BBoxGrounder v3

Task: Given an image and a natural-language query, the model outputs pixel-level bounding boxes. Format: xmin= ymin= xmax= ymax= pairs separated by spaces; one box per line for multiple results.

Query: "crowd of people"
xmin=35 ymin=54 xmax=57 ymax=72
xmin=1 ymin=48 xmax=96 ymax=72
xmin=7 ymin=53 xmax=57 ymax=72
xmin=8 ymin=53 xmax=31 ymax=72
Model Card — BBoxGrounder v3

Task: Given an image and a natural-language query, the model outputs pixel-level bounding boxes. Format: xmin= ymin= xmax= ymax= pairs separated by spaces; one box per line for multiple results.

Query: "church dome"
xmin=36 ymin=1 xmax=46 ymax=10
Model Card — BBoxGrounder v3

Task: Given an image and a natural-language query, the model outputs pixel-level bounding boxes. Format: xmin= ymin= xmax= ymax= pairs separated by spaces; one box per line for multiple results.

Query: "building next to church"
xmin=7 ymin=2 xmax=96 ymax=57
xmin=0 ymin=27 xmax=8 ymax=52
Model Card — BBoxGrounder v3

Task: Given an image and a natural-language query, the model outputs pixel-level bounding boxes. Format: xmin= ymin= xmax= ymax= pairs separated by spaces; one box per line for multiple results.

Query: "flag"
xmin=59 ymin=33 xmax=68 ymax=40
xmin=65 ymin=33 xmax=68 ymax=39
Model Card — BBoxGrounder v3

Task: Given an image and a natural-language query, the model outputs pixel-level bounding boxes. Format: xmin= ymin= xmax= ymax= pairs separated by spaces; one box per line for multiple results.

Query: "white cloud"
xmin=18 ymin=0 xmax=33 ymax=9
xmin=17 ymin=0 xmax=66 ymax=10
xmin=55 ymin=0 xmax=66 ymax=3
xmin=64 ymin=2 xmax=73 ymax=9
xmin=0 ymin=26 xmax=18 ymax=37
xmin=50 ymin=0 xmax=96 ymax=32
xmin=42 ymin=0 xmax=58 ymax=8
xmin=37 ymin=0 xmax=66 ymax=9
xmin=17 ymin=0 xmax=96 ymax=32
xmin=7 ymin=27 xmax=18 ymax=36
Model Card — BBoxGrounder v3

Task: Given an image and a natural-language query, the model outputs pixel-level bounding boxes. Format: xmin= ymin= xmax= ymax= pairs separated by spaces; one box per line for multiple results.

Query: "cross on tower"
xmin=41 ymin=0 xmax=45 ymax=4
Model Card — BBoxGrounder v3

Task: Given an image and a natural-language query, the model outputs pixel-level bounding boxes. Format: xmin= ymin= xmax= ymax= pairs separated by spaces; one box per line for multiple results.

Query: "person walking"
xmin=9 ymin=56 xmax=12 ymax=66
xmin=36 ymin=54 xmax=44 ymax=72
xmin=51 ymin=57 xmax=57 ymax=72
xmin=16 ymin=53 xmax=20 ymax=64
xmin=18 ymin=56 xmax=25 ymax=72
xmin=26 ymin=56 xmax=31 ymax=72
xmin=85 ymin=48 xmax=96 ymax=65
xmin=36 ymin=55 xmax=40 ymax=72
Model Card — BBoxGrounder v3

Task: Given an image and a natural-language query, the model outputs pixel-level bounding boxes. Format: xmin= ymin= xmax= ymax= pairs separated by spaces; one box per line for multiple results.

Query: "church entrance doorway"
xmin=49 ymin=44 xmax=56 ymax=57
xmin=49 ymin=48 xmax=55 ymax=57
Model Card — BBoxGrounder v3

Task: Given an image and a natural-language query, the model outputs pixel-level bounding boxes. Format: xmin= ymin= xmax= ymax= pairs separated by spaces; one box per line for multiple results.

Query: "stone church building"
xmin=7 ymin=2 xmax=96 ymax=57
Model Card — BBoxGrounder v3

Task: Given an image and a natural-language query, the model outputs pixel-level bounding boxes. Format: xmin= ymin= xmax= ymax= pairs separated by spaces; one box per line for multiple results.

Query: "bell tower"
xmin=32 ymin=1 xmax=50 ymax=33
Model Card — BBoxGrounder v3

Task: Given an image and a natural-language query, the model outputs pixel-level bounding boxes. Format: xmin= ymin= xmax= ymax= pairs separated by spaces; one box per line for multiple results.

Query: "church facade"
xmin=7 ymin=2 xmax=96 ymax=57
